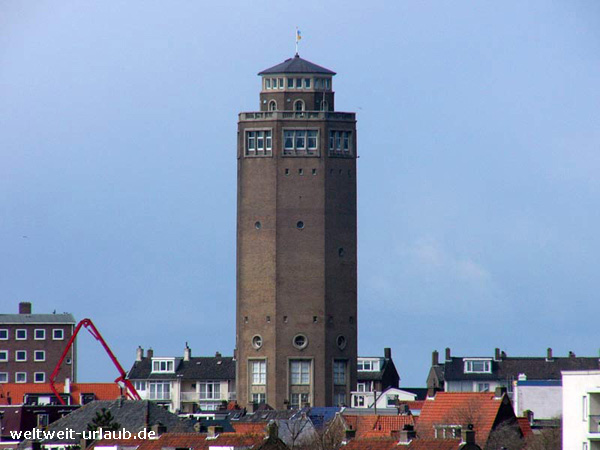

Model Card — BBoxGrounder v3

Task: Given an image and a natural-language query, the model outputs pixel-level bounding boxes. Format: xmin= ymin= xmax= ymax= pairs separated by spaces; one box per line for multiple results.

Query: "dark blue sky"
xmin=1 ymin=1 xmax=599 ymax=386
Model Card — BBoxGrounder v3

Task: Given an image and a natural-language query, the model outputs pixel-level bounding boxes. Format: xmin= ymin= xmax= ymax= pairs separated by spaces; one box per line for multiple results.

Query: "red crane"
xmin=49 ymin=318 xmax=140 ymax=405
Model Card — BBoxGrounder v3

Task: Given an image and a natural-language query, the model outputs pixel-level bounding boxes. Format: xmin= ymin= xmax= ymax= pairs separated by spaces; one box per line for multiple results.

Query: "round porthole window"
xmin=296 ymin=221 xmax=304 ymax=229
xmin=293 ymin=334 xmax=308 ymax=350
xmin=252 ymin=335 xmax=263 ymax=349
xmin=255 ymin=221 xmax=262 ymax=229
xmin=336 ymin=335 xmax=347 ymax=350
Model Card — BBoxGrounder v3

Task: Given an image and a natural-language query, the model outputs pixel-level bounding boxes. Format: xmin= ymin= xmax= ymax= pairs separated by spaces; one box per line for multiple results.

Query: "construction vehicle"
xmin=49 ymin=318 xmax=140 ymax=405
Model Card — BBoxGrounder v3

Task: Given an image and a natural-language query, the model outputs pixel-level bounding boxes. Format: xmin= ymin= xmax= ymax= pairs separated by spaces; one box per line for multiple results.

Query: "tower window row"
xmin=328 ymin=131 xmax=352 ymax=156
xmin=245 ymin=129 xmax=354 ymax=157
xmin=245 ymin=130 xmax=273 ymax=156
xmin=284 ymin=130 xmax=318 ymax=155
xmin=263 ymin=77 xmax=331 ymax=91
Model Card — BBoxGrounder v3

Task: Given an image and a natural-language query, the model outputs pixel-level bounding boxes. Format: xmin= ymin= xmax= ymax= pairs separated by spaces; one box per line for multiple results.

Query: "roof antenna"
xmin=295 ymin=27 xmax=301 ymax=56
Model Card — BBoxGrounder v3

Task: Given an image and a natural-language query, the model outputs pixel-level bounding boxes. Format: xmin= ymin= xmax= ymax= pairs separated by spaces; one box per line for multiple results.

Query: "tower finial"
xmin=295 ymin=27 xmax=301 ymax=56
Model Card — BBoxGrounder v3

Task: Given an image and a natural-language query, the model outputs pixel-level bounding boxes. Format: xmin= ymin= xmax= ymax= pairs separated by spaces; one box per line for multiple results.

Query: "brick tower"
xmin=236 ymin=54 xmax=357 ymax=408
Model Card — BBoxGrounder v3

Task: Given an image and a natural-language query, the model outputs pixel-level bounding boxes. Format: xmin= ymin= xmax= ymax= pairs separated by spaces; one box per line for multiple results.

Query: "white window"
xmin=251 ymin=360 xmax=266 ymax=385
xmin=134 ymin=381 xmax=146 ymax=391
xmin=328 ymin=131 xmax=352 ymax=155
xmin=290 ymin=393 xmax=309 ymax=408
xmin=357 ymin=359 xmax=379 ymax=371
xmin=477 ymin=383 xmax=490 ymax=392
xmin=464 ymin=359 xmax=492 ymax=374
xmin=290 ymin=360 xmax=311 ymax=385
xmin=34 ymin=329 xmax=46 ymax=340
xmin=387 ymin=395 xmax=399 ymax=407
xmin=246 ymin=130 xmax=272 ymax=157
xmin=304 ymin=78 xmax=311 ymax=89
xmin=0 ymin=373 xmax=7 ymax=383
xmin=34 ymin=372 xmax=45 ymax=383
xmin=16 ymin=329 xmax=27 ymax=340
xmin=287 ymin=78 xmax=294 ymax=89
xmin=252 ymin=393 xmax=266 ymax=404
xmin=152 ymin=359 xmax=174 ymax=373
xmin=357 ymin=382 xmax=367 ymax=392
xmin=199 ymin=381 xmax=221 ymax=400
xmin=265 ymin=78 xmax=271 ymax=89
xmin=53 ymin=329 xmax=64 ymax=340
xmin=149 ymin=382 xmax=170 ymax=400
xmin=16 ymin=350 xmax=27 ymax=361
xmin=0 ymin=350 xmax=7 ymax=362
xmin=283 ymin=130 xmax=319 ymax=156
xmin=0 ymin=329 xmax=7 ymax=340
xmin=294 ymin=100 xmax=305 ymax=112
xmin=295 ymin=78 xmax=302 ymax=89
xmin=278 ymin=78 xmax=283 ymax=89
xmin=268 ymin=100 xmax=277 ymax=111
xmin=333 ymin=360 xmax=346 ymax=385
xmin=353 ymin=395 xmax=365 ymax=407
xmin=16 ymin=372 xmax=27 ymax=383
xmin=34 ymin=350 xmax=46 ymax=362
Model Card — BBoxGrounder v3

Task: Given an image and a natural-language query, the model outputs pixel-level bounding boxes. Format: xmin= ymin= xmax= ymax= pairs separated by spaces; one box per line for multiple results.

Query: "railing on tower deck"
xmin=239 ymin=111 xmax=355 ymax=121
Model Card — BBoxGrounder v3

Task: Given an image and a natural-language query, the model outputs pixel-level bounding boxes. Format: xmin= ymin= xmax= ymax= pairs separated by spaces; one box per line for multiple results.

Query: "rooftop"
xmin=258 ymin=54 xmax=336 ymax=76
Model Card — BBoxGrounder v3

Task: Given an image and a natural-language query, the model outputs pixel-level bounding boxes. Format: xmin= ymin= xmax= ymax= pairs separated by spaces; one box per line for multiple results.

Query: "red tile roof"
xmin=343 ymin=414 xmax=415 ymax=439
xmin=408 ymin=438 xmax=461 ymax=450
xmin=0 ymin=383 xmax=122 ymax=405
xmin=136 ymin=432 xmax=266 ymax=450
xmin=232 ymin=422 xmax=268 ymax=434
xmin=342 ymin=438 xmax=399 ymax=450
xmin=415 ymin=392 xmax=509 ymax=444
xmin=516 ymin=417 xmax=533 ymax=438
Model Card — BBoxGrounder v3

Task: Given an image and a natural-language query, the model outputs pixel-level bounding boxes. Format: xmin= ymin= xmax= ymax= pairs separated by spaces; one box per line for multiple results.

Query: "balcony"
xmin=148 ymin=392 xmax=171 ymax=401
xmin=239 ymin=111 xmax=355 ymax=122
xmin=180 ymin=391 xmax=236 ymax=402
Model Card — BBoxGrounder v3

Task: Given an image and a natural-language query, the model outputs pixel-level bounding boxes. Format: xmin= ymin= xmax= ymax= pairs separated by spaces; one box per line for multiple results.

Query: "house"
xmin=562 ymin=370 xmax=600 ymax=450
xmin=0 ymin=302 xmax=76 ymax=384
xmin=415 ymin=390 xmax=521 ymax=447
xmin=126 ymin=346 xmax=235 ymax=413
xmin=350 ymin=387 xmax=416 ymax=411
xmin=0 ymin=381 xmax=122 ymax=406
xmin=427 ymin=346 xmax=600 ymax=423
xmin=351 ymin=348 xmax=400 ymax=408
xmin=37 ymin=399 xmax=195 ymax=448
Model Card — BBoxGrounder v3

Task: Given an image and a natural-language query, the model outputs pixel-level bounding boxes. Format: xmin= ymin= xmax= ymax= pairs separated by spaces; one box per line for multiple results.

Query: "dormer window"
xmin=357 ymin=358 xmax=381 ymax=371
xmin=463 ymin=359 xmax=492 ymax=374
xmin=152 ymin=358 xmax=175 ymax=373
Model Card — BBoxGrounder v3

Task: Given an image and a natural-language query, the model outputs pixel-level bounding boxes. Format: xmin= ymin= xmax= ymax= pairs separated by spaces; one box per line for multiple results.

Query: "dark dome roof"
xmin=258 ymin=54 xmax=336 ymax=76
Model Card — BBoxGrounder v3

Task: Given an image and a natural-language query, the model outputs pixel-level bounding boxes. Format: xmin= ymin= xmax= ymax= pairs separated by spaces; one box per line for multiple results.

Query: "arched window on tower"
xmin=268 ymin=100 xmax=277 ymax=111
xmin=294 ymin=100 xmax=305 ymax=112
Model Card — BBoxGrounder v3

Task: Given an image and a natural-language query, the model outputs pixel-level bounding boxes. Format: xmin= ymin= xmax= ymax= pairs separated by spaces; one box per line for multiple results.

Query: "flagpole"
xmin=295 ymin=26 xmax=299 ymax=55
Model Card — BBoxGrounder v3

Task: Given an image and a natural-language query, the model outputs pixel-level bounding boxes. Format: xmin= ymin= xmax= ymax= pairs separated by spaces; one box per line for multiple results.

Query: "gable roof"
xmin=415 ymin=392 xmax=514 ymax=444
xmin=43 ymin=400 xmax=195 ymax=443
xmin=342 ymin=414 xmax=415 ymax=439
xmin=342 ymin=438 xmax=399 ymax=450
xmin=258 ymin=55 xmax=336 ymax=75
xmin=0 ymin=383 xmax=121 ymax=405
xmin=135 ymin=432 xmax=266 ymax=450
xmin=127 ymin=356 xmax=235 ymax=381
xmin=438 ymin=355 xmax=600 ymax=383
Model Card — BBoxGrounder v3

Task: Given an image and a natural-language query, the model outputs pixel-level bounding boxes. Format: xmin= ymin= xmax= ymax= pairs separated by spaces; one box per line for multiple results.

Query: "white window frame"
xmin=16 ymin=350 xmax=27 ymax=362
xmin=0 ymin=350 xmax=7 ymax=362
xmin=251 ymin=360 xmax=266 ymax=385
xmin=294 ymin=99 xmax=305 ymax=112
xmin=290 ymin=360 xmax=311 ymax=385
xmin=328 ymin=130 xmax=352 ymax=156
xmin=34 ymin=350 xmax=46 ymax=362
xmin=149 ymin=381 xmax=171 ymax=400
xmin=290 ymin=392 xmax=309 ymax=408
xmin=34 ymin=372 xmax=46 ymax=383
xmin=283 ymin=129 xmax=319 ymax=156
xmin=16 ymin=372 xmax=27 ymax=383
xmin=151 ymin=359 xmax=175 ymax=373
xmin=53 ymin=329 xmax=64 ymax=340
xmin=252 ymin=393 xmax=266 ymax=404
xmin=199 ymin=381 xmax=221 ymax=400
xmin=477 ymin=382 xmax=490 ymax=392
xmin=464 ymin=359 xmax=492 ymax=374
xmin=0 ymin=373 xmax=7 ymax=383
xmin=34 ymin=329 xmax=46 ymax=340
xmin=0 ymin=329 xmax=7 ymax=340
xmin=16 ymin=329 xmax=27 ymax=340
xmin=245 ymin=129 xmax=273 ymax=157
xmin=583 ymin=395 xmax=588 ymax=421
xmin=134 ymin=381 xmax=146 ymax=391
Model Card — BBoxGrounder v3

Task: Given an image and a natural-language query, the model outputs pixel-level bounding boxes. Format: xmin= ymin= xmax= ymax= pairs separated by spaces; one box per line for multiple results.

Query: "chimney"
xmin=494 ymin=386 xmax=507 ymax=398
xmin=546 ymin=348 xmax=553 ymax=361
xmin=384 ymin=348 xmax=392 ymax=359
xmin=465 ymin=424 xmax=476 ymax=445
xmin=147 ymin=348 xmax=154 ymax=359
xmin=64 ymin=377 xmax=71 ymax=394
xmin=136 ymin=346 xmax=144 ymax=362
xmin=267 ymin=421 xmax=279 ymax=440
xmin=445 ymin=347 xmax=451 ymax=361
xmin=524 ymin=410 xmax=534 ymax=423
xmin=207 ymin=425 xmax=223 ymax=438
xmin=215 ymin=351 xmax=222 ymax=358
xmin=398 ymin=425 xmax=416 ymax=443
xmin=494 ymin=348 xmax=501 ymax=361
xmin=184 ymin=344 xmax=191 ymax=362
xmin=569 ymin=351 xmax=576 ymax=358
xmin=19 ymin=302 xmax=32 ymax=314
xmin=432 ymin=350 xmax=439 ymax=366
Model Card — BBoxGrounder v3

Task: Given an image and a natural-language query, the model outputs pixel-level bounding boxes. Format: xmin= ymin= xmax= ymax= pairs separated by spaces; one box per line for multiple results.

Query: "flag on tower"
xmin=296 ymin=28 xmax=302 ymax=41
